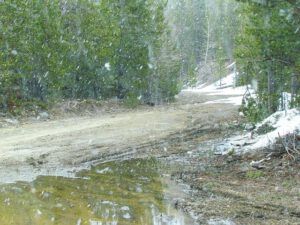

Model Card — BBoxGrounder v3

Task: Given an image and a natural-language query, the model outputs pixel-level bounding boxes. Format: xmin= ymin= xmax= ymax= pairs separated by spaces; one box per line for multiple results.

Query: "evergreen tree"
xmin=235 ymin=0 xmax=300 ymax=119
xmin=0 ymin=0 xmax=181 ymax=113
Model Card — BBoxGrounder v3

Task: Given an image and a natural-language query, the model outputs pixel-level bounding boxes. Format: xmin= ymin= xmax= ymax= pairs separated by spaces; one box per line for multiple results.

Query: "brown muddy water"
xmin=0 ymin=158 xmax=196 ymax=225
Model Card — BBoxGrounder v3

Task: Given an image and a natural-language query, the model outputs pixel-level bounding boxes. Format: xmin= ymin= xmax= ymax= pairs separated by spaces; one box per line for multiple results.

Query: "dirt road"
xmin=0 ymin=90 xmax=241 ymax=183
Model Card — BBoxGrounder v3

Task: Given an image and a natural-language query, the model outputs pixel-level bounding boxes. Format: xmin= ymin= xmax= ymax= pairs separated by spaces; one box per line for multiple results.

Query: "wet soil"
xmin=1 ymin=90 xmax=299 ymax=224
xmin=167 ymin=138 xmax=300 ymax=225
xmin=0 ymin=91 xmax=240 ymax=183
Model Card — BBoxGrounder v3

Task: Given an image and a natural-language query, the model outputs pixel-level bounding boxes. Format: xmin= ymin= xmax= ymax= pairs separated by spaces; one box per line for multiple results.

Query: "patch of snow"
xmin=226 ymin=62 xmax=236 ymax=69
xmin=208 ymin=218 xmax=236 ymax=225
xmin=239 ymin=111 xmax=245 ymax=117
xmin=36 ymin=209 xmax=42 ymax=217
xmin=217 ymin=109 xmax=300 ymax=154
xmin=4 ymin=118 xmax=19 ymax=125
xmin=183 ymin=71 xmax=261 ymax=107
xmin=182 ymin=73 xmax=251 ymax=106
xmin=184 ymin=73 xmax=246 ymax=93
xmin=250 ymin=108 xmax=300 ymax=150
xmin=89 ymin=220 xmax=102 ymax=225
xmin=214 ymin=142 xmax=233 ymax=155
xmin=4 ymin=198 xmax=10 ymax=206
xmin=122 ymin=213 xmax=131 ymax=219
xmin=148 ymin=63 xmax=154 ymax=69
xmin=135 ymin=185 xmax=143 ymax=193
xmin=202 ymin=73 xmax=237 ymax=90
xmin=104 ymin=62 xmax=111 ymax=71
xmin=37 ymin=111 xmax=50 ymax=121
xmin=196 ymin=83 xmax=207 ymax=89
xmin=11 ymin=50 xmax=18 ymax=55
xmin=121 ymin=206 xmax=130 ymax=211
xmin=101 ymin=200 xmax=116 ymax=206
xmin=203 ymin=96 xmax=244 ymax=106
xmin=96 ymin=167 xmax=112 ymax=174
xmin=56 ymin=203 xmax=63 ymax=208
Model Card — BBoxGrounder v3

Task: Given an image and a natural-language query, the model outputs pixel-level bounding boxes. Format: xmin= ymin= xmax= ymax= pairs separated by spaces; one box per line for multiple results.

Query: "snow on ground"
xmin=201 ymin=72 xmax=238 ymax=91
xmin=216 ymin=108 xmax=300 ymax=154
xmin=203 ymin=96 xmax=244 ymax=106
xmin=182 ymin=73 xmax=250 ymax=106
xmin=185 ymin=72 xmax=299 ymax=153
xmin=250 ymin=108 xmax=300 ymax=150
xmin=184 ymin=73 xmax=241 ymax=93
xmin=182 ymin=72 xmax=299 ymax=152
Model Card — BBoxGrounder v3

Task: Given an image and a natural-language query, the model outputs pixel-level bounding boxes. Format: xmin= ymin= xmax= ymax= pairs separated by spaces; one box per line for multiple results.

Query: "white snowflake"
xmin=105 ymin=62 xmax=111 ymax=71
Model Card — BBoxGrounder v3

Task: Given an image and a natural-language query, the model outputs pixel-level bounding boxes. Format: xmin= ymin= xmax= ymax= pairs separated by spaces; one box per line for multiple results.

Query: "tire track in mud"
xmin=79 ymin=123 xmax=228 ymax=165
xmin=0 ymin=91 xmax=242 ymax=184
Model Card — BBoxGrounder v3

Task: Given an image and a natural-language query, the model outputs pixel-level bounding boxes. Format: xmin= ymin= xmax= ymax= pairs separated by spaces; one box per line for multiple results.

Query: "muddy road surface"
xmin=0 ymin=91 xmax=240 ymax=183
xmin=0 ymin=89 xmax=298 ymax=225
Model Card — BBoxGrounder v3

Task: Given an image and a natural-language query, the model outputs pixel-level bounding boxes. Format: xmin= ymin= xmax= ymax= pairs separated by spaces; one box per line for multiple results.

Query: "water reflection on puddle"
xmin=0 ymin=158 xmax=193 ymax=225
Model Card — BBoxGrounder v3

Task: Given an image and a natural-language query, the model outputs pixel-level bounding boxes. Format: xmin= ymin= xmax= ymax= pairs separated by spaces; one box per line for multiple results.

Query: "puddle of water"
xmin=0 ymin=158 xmax=194 ymax=225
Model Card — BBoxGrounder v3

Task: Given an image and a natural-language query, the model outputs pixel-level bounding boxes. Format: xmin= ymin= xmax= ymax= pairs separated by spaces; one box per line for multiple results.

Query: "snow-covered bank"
xmin=183 ymin=73 xmax=299 ymax=153
xmin=203 ymin=96 xmax=244 ymax=106
xmin=182 ymin=73 xmax=250 ymax=106
xmin=216 ymin=108 xmax=300 ymax=155
xmin=250 ymin=108 xmax=300 ymax=150
xmin=183 ymin=73 xmax=246 ymax=95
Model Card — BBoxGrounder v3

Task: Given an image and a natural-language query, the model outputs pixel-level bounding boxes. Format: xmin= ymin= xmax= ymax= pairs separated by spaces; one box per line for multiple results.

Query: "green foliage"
xmin=240 ymin=96 xmax=269 ymax=123
xmin=227 ymin=148 xmax=236 ymax=156
xmin=166 ymin=0 xmax=207 ymax=84
xmin=166 ymin=0 xmax=240 ymax=85
xmin=124 ymin=93 xmax=141 ymax=108
xmin=0 ymin=0 xmax=181 ymax=112
xmin=235 ymin=0 xmax=300 ymax=118
xmin=246 ymin=170 xmax=264 ymax=179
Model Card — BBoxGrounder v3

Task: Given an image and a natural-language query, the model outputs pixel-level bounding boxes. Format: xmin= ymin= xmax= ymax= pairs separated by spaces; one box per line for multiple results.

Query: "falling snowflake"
xmin=105 ymin=62 xmax=111 ymax=71
xmin=11 ymin=50 xmax=18 ymax=55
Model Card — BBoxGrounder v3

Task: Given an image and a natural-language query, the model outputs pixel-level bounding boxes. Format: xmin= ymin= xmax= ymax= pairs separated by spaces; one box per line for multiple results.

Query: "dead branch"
xmin=277 ymin=132 xmax=300 ymax=160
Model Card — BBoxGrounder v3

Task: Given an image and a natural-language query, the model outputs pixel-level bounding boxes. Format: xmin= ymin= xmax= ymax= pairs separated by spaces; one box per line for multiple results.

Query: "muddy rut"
xmin=0 ymin=91 xmax=239 ymax=183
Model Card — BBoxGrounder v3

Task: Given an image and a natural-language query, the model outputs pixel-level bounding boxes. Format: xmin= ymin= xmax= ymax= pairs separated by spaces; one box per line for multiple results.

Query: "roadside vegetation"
xmin=1 ymin=0 xmax=299 ymax=121
xmin=0 ymin=0 xmax=181 ymax=115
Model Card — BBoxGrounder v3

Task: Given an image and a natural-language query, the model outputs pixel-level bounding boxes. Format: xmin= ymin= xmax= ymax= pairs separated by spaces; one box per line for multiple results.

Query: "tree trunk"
xmin=267 ymin=60 xmax=276 ymax=113
xmin=117 ymin=0 xmax=126 ymax=99
xmin=204 ymin=1 xmax=210 ymax=65
xmin=291 ymin=72 xmax=299 ymax=105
